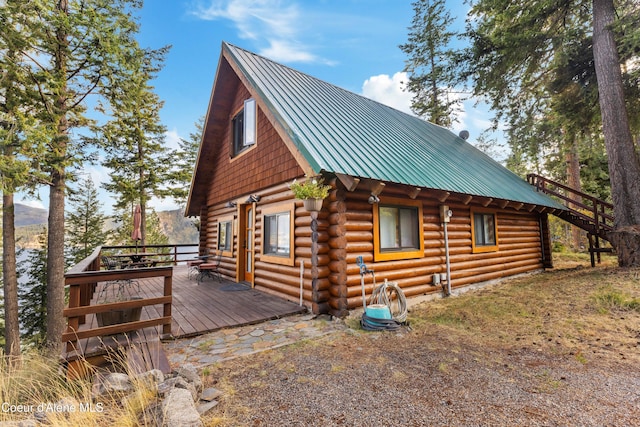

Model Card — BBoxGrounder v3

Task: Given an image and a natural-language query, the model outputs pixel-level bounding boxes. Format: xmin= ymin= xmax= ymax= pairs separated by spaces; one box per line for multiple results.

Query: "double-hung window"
xmin=232 ymin=98 xmax=256 ymax=157
xmin=373 ymin=198 xmax=424 ymax=261
xmin=471 ymin=210 xmax=498 ymax=252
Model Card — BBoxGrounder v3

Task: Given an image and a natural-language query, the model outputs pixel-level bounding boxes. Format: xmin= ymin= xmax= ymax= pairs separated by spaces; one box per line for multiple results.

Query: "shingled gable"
xmin=187 ymin=42 xmax=562 ymax=217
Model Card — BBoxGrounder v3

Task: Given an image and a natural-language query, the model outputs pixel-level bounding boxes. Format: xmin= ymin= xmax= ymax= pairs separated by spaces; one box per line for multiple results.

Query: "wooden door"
xmin=242 ymin=204 xmax=254 ymax=284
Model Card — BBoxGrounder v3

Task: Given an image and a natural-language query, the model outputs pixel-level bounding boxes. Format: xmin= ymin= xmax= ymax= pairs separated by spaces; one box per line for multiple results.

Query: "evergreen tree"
xmin=0 ymin=259 xmax=5 ymax=350
xmin=0 ymin=0 xmax=49 ymax=358
xmin=66 ymin=177 xmax=110 ymax=264
xmin=7 ymin=0 xmax=147 ymax=351
xmin=462 ymin=0 xmax=640 ymax=264
xmin=18 ymin=231 xmax=47 ymax=348
xmin=98 ymin=45 xmax=172 ymax=247
xmin=400 ymin=0 xmax=461 ymax=127
xmin=166 ymin=116 xmax=204 ymax=207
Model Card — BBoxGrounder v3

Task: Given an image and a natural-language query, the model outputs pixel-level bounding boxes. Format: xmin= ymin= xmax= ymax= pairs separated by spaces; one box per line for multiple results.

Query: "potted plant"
xmin=289 ymin=176 xmax=331 ymax=211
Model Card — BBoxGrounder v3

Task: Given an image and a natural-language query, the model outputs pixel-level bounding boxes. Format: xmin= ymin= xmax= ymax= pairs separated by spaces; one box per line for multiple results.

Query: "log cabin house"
xmin=186 ymin=42 xmax=565 ymax=317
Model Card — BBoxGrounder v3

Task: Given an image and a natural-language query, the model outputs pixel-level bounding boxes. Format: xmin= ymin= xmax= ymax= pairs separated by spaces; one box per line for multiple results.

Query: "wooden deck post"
xmin=66 ymin=283 xmax=81 ymax=353
xmin=162 ymin=273 xmax=173 ymax=339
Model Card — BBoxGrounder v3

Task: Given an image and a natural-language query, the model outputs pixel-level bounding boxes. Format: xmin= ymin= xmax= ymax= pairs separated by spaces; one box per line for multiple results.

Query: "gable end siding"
xmin=205 ymin=84 xmax=304 ymax=207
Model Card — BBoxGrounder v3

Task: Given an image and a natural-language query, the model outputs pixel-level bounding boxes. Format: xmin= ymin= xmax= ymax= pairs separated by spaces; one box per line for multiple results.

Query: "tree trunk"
xmin=2 ymin=192 xmax=21 ymax=359
xmin=45 ymin=170 xmax=66 ymax=353
xmin=566 ymin=135 xmax=583 ymax=250
xmin=45 ymin=0 xmax=70 ymax=354
xmin=592 ymin=0 xmax=640 ymax=266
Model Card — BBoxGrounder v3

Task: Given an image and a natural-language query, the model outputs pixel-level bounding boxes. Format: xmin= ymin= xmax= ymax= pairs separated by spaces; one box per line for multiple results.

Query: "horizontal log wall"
xmin=336 ymin=185 xmax=544 ymax=311
xmin=201 ymin=179 xmax=546 ymax=316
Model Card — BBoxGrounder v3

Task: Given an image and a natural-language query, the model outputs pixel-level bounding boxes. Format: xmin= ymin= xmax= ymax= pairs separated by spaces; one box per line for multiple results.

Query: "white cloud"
xmin=165 ymin=128 xmax=182 ymax=151
xmin=260 ymin=39 xmax=318 ymax=63
xmin=361 ymin=72 xmax=414 ymax=115
xmin=192 ymin=0 xmax=323 ymax=63
xmin=148 ymin=195 xmax=181 ymax=213
xmin=360 ymin=73 xmax=508 ymax=157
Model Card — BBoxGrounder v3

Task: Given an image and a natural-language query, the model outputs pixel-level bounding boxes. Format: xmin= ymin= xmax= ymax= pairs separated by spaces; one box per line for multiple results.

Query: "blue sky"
xmin=19 ymin=0 xmax=498 ymax=213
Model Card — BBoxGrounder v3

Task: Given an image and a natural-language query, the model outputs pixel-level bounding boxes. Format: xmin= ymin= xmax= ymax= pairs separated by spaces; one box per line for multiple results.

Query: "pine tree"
xmin=9 ymin=0 xmax=148 ymax=351
xmin=18 ymin=231 xmax=48 ymax=348
xmin=98 ymin=45 xmax=172 ymax=248
xmin=400 ymin=0 xmax=461 ymax=127
xmin=462 ymin=0 xmax=640 ymax=265
xmin=66 ymin=177 xmax=110 ymax=264
xmin=0 ymin=0 xmax=49 ymax=358
xmin=166 ymin=116 xmax=204 ymax=208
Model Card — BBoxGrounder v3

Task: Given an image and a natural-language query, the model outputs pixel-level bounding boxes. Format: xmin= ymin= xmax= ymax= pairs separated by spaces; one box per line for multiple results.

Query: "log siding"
xmin=200 ymin=179 xmax=549 ymax=316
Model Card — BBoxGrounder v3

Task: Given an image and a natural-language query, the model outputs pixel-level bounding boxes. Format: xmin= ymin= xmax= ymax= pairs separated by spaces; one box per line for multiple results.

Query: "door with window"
xmin=241 ymin=204 xmax=254 ymax=284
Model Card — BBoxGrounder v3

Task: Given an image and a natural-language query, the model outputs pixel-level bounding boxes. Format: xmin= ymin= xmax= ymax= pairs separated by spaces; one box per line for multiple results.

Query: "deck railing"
xmin=527 ymin=173 xmax=614 ymax=237
xmin=100 ymin=243 xmax=199 ymax=265
xmin=62 ymin=245 xmax=187 ymax=357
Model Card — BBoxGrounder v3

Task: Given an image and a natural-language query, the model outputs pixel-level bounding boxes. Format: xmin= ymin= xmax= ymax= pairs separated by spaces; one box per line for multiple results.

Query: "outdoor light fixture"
xmin=368 ymin=194 xmax=380 ymax=204
xmin=246 ymin=194 xmax=261 ymax=203
xmin=225 ymin=201 xmax=237 ymax=208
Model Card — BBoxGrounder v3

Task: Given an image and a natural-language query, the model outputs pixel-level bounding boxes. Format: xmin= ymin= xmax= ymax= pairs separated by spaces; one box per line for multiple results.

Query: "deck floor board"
xmin=65 ymin=265 xmax=306 ymax=361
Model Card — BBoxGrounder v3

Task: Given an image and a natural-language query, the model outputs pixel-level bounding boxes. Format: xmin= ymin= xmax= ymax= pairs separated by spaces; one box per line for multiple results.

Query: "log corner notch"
xmin=609 ymin=225 xmax=640 ymax=266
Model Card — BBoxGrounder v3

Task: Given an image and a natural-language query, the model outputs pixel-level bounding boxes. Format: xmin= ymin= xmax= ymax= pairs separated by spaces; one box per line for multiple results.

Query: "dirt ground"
xmin=202 ymin=258 xmax=640 ymax=426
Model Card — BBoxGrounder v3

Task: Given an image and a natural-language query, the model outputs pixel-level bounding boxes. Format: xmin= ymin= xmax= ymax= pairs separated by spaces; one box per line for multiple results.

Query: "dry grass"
xmin=409 ymin=253 xmax=640 ymax=366
xmin=0 ymin=349 xmax=158 ymax=426
xmin=201 ymin=253 xmax=640 ymax=426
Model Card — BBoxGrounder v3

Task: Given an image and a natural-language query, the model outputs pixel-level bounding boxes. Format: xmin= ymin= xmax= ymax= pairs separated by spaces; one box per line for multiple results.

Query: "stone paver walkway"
xmin=163 ymin=313 xmax=347 ymax=369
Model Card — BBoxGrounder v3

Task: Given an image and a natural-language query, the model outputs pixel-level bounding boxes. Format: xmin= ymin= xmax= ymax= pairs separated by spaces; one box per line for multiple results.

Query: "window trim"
xmin=470 ymin=208 xmax=499 ymax=253
xmin=261 ymin=202 xmax=295 ymax=266
xmin=217 ymin=215 xmax=234 ymax=257
xmin=230 ymin=98 xmax=257 ymax=158
xmin=373 ymin=197 xmax=424 ymax=262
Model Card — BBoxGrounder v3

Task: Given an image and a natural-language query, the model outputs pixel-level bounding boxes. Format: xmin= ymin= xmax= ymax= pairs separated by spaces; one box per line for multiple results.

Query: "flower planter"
xmin=303 ymin=198 xmax=324 ymax=212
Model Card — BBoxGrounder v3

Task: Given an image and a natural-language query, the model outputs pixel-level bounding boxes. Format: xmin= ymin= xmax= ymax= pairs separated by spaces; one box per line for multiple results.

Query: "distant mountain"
xmin=9 ymin=203 xmax=198 ymax=247
xmin=157 ymin=208 xmax=199 ymax=244
xmin=15 ymin=203 xmax=48 ymax=227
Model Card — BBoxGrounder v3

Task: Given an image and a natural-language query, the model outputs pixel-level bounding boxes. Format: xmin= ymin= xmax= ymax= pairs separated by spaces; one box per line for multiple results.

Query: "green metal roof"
xmin=224 ymin=42 xmax=563 ymax=209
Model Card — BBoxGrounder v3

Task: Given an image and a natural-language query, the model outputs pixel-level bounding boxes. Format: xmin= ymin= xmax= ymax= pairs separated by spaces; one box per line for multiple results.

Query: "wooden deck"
xmin=68 ymin=265 xmax=307 ymax=361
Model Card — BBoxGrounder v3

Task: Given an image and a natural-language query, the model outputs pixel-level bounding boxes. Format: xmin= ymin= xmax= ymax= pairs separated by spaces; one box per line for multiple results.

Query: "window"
xmin=217 ymin=218 xmax=233 ymax=256
xmin=264 ymin=212 xmax=290 ymax=256
xmin=261 ymin=203 xmax=295 ymax=266
xmin=471 ymin=210 xmax=498 ymax=253
xmin=373 ymin=198 xmax=424 ymax=261
xmin=232 ymin=98 xmax=256 ymax=156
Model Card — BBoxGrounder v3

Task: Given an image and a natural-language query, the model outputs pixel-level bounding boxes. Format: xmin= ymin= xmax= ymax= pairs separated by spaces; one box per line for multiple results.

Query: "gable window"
xmin=232 ymin=98 xmax=256 ymax=156
xmin=217 ymin=217 xmax=234 ymax=256
xmin=373 ymin=197 xmax=424 ymax=261
xmin=471 ymin=210 xmax=498 ymax=253
xmin=261 ymin=203 xmax=295 ymax=266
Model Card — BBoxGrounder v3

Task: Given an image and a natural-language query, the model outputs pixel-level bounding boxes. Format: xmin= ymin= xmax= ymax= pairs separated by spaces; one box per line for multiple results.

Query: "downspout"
xmin=443 ymin=219 xmax=452 ymax=296
xmin=440 ymin=205 xmax=453 ymax=296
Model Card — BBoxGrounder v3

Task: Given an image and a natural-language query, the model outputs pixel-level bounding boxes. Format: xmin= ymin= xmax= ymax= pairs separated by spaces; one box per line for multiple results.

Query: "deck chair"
xmin=99 ymin=255 xmax=139 ymax=299
xmin=187 ymin=248 xmax=211 ymax=279
xmin=197 ymin=251 xmax=222 ymax=284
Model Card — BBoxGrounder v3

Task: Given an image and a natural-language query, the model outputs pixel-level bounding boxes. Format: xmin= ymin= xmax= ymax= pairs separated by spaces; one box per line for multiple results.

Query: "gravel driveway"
xmin=202 ymin=324 xmax=640 ymax=426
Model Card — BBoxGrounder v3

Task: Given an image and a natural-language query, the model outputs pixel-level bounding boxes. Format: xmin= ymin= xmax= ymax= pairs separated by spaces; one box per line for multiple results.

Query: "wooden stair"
xmin=527 ymin=174 xmax=615 ymax=266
